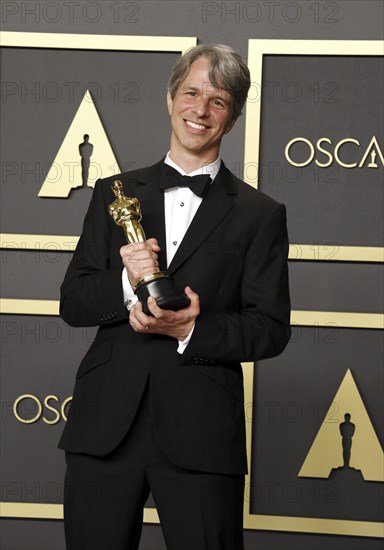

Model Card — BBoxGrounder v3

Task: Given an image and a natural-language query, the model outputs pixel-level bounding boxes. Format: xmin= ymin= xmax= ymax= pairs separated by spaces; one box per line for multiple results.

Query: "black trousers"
xmin=64 ymin=384 xmax=245 ymax=550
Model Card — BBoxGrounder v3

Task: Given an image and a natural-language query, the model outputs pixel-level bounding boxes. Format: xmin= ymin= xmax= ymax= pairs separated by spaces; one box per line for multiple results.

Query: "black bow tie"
xmin=160 ymin=164 xmax=212 ymax=198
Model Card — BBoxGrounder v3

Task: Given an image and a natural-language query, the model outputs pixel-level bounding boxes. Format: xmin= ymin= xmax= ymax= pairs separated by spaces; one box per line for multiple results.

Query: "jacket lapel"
xmin=118 ymin=160 xmax=239 ymax=276
xmin=168 ymin=162 xmax=238 ymax=276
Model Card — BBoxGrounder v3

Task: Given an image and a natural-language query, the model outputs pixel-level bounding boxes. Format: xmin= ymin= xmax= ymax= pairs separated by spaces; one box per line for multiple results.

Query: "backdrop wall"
xmin=1 ymin=1 xmax=383 ymax=549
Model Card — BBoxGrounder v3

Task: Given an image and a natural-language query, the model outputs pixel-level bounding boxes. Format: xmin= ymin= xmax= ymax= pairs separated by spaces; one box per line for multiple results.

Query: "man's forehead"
xmin=180 ymin=62 xmax=229 ymax=96
xmin=182 ymin=58 xmax=221 ymax=83
xmin=182 ymin=82 xmax=228 ymax=96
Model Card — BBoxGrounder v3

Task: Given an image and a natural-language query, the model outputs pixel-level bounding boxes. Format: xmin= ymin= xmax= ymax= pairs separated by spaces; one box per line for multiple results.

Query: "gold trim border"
xmin=291 ymin=311 xmax=383 ymax=330
xmin=0 ymin=299 xmax=60 ymax=316
xmin=244 ymin=39 xmax=384 ymax=263
xmin=1 ymin=299 xmax=383 ymax=329
xmin=243 ymin=515 xmax=383 ymax=538
xmin=0 ymin=499 xmax=382 ymax=538
xmin=0 ymin=502 xmax=159 ymax=523
xmin=0 ymin=235 xmax=79 ymax=251
xmin=0 ymin=31 xmax=196 ymax=54
xmin=288 ymin=245 xmax=384 ymax=263
xmin=1 ymin=234 xmax=383 ymax=263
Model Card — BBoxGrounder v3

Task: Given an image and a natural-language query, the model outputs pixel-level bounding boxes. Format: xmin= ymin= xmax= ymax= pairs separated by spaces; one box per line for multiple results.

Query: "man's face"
xmin=167 ymin=57 xmax=236 ymax=163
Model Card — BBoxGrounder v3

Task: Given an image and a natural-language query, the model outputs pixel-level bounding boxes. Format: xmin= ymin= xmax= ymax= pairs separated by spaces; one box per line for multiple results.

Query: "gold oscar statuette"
xmin=108 ymin=180 xmax=190 ymax=314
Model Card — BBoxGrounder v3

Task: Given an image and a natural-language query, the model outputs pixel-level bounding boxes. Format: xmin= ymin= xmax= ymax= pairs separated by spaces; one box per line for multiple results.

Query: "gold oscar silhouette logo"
xmin=298 ymin=369 xmax=383 ymax=482
xmin=38 ymin=90 xmax=120 ymax=197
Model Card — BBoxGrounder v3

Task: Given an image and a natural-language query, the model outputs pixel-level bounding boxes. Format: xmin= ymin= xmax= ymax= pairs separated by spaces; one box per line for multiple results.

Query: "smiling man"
xmin=60 ymin=44 xmax=291 ymax=550
xmin=166 ymin=56 xmax=236 ymax=169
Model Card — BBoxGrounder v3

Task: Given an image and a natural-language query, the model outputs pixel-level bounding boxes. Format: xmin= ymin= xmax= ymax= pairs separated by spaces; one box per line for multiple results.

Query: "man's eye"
xmin=212 ymin=99 xmax=224 ymax=108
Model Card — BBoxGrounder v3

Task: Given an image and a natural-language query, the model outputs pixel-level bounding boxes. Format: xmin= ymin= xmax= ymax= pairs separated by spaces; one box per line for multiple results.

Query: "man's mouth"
xmin=185 ymin=120 xmax=209 ymax=130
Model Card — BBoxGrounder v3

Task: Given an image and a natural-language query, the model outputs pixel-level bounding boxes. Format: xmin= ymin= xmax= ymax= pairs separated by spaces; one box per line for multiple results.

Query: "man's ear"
xmin=166 ymin=90 xmax=173 ymax=116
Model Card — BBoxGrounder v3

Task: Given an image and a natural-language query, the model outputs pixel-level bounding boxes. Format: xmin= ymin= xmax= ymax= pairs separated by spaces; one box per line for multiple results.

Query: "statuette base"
xmin=135 ymin=275 xmax=191 ymax=315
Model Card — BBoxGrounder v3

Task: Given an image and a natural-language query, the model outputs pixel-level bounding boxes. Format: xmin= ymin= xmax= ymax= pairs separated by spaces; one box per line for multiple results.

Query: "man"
xmin=59 ymin=44 xmax=291 ymax=550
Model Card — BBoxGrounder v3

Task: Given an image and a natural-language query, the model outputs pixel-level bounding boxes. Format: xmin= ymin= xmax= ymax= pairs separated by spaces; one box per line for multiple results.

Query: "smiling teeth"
xmin=186 ymin=120 xmax=206 ymax=130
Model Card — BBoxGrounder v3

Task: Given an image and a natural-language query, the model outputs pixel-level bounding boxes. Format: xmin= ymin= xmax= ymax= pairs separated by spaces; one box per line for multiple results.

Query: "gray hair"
xmin=167 ymin=44 xmax=251 ymax=121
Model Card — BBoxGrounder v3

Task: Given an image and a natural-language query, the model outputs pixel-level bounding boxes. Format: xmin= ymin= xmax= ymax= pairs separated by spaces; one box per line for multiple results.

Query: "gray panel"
xmin=289 ymin=261 xmax=384 ymax=313
xmin=258 ymin=56 xmax=383 ymax=246
xmin=1 ymin=251 xmax=73 ymax=300
xmin=0 ymin=519 xmax=66 ymax=550
xmin=1 ymin=48 xmax=177 ymax=235
xmin=244 ymin=530 xmax=384 ymax=550
xmin=250 ymin=327 xmax=383 ymax=522
xmin=0 ymin=316 xmax=97 ymax=506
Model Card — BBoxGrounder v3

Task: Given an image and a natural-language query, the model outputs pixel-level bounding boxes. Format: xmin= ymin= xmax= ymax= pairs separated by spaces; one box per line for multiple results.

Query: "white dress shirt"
xmin=122 ymin=153 xmax=221 ymax=353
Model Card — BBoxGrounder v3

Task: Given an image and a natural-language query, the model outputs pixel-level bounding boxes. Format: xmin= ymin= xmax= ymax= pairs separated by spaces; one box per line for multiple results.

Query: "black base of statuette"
xmin=135 ymin=275 xmax=190 ymax=315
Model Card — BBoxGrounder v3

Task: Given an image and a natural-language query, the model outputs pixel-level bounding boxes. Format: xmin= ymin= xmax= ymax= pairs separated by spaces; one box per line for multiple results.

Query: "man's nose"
xmin=193 ymin=97 xmax=210 ymax=117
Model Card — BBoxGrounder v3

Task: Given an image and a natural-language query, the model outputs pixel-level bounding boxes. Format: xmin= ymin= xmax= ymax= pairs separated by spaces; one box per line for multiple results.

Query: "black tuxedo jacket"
xmin=59 ymin=160 xmax=291 ymax=475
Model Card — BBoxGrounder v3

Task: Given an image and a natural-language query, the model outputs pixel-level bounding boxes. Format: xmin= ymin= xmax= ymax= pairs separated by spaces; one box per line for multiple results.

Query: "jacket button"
xmin=193 ymin=358 xmax=199 ymax=364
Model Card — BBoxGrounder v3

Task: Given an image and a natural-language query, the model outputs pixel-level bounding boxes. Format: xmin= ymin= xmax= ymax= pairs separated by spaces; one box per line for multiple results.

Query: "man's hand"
xmin=129 ymin=286 xmax=200 ymax=341
xmin=120 ymin=238 xmax=160 ymax=288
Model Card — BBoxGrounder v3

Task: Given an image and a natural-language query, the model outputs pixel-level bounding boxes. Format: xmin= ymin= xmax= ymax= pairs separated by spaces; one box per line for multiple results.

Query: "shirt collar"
xmin=164 ymin=152 xmax=221 ymax=182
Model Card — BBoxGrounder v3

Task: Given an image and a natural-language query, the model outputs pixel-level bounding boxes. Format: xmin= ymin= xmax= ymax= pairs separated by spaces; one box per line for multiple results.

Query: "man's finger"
xmin=121 ymin=247 xmax=157 ymax=260
xmin=184 ymin=286 xmax=200 ymax=309
xmin=147 ymin=238 xmax=160 ymax=252
xmin=130 ymin=303 xmax=152 ymax=332
xmin=120 ymin=242 xmax=145 ymax=255
xmin=132 ymin=301 xmax=153 ymax=326
xmin=146 ymin=297 xmax=165 ymax=319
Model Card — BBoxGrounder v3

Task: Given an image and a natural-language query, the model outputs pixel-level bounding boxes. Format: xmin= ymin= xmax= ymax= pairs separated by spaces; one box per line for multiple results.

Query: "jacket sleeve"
xmin=60 ymin=179 xmax=128 ymax=327
xmin=181 ymin=203 xmax=291 ymax=364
